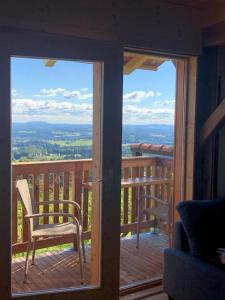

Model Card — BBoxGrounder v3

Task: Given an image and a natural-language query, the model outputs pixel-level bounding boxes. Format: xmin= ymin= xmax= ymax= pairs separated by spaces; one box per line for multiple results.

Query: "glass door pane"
xmin=120 ymin=51 xmax=176 ymax=288
xmin=11 ymin=56 xmax=102 ymax=294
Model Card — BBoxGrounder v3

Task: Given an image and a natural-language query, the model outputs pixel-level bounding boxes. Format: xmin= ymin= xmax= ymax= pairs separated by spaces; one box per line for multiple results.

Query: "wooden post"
xmin=194 ymin=47 xmax=219 ymax=199
xmin=0 ymin=51 xmax=11 ymax=300
xmin=91 ymin=62 xmax=103 ymax=285
xmin=173 ymin=59 xmax=187 ymax=242
xmin=172 ymin=56 xmax=197 ymax=241
xmin=184 ymin=57 xmax=197 ymax=200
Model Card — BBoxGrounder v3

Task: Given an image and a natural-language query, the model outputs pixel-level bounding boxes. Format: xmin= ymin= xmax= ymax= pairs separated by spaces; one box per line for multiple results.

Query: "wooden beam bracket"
xmin=201 ymin=98 xmax=225 ymax=145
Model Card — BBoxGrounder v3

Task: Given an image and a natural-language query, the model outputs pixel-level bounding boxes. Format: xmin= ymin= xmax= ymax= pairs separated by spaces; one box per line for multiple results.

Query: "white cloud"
xmin=64 ymin=91 xmax=93 ymax=100
xmin=123 ymin=90 xmax=157 ymax=103
xmin=12 ymin=98 xmax=174 ymax=124
xmin=40 ymin=88 xmax=67 ymax=97
xmin=80 ymin=87 xmax=89 ymax=92
xmin=11 ymin=89 xmax=17 ymax=97
xmin=162 ymin=99 xmax=175 ymax=106
xmin=153 ymin=99 xmax=175 ymax=107
xmin=12 ymin=98 xmax=93 ymax=123
xmin=63 ymin=91 xmax=80 ymax=98
xmin=123 ymin=104 xmax=175 ymax=124
xmin=37 ymin=87 xmax=93 ymax=100
xmin=11 ymin=88 xmax=174 ymax=124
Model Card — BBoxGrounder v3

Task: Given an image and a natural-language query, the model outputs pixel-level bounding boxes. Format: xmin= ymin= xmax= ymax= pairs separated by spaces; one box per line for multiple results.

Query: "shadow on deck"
xmin=12 ymin=232 xmax=168 ymax=294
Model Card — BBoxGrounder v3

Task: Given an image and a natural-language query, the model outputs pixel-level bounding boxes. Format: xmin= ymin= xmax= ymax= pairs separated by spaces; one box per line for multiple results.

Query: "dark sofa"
xmin=163 ymin=221 xmax=225 ymax=300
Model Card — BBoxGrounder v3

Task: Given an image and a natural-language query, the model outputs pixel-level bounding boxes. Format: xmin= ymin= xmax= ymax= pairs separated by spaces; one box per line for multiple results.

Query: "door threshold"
xmin=120 ymin=276 xmax=162 ymax=296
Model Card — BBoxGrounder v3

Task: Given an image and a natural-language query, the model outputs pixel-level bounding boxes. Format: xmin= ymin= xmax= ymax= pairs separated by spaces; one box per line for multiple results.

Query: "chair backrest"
xmin=16 ymin=179 xmax=35 ymax=232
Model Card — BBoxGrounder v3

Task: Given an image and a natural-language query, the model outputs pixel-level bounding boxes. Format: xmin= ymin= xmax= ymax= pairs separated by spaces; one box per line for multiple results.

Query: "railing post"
xmin=123 ymin=168 xmax=129 ymax=226
xmin=83 ymin=170 xmax=89 ymax=232
xmin=43 ymin=172 xmax=49 ymax=224
xmin=53 ymin=173 xmax=59 ymax=223
xmin=12 ymin=177 xmax=18 ymax=244
xmin=63 ymin=172 xmax=69 ymax=222
xmin=73 ymin=164 xmax=83 ymax=213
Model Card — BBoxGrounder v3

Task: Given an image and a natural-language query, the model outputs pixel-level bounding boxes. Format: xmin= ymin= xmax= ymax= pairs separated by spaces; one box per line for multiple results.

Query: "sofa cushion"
xmin=176 ymin=199 xmax=225 ymax=258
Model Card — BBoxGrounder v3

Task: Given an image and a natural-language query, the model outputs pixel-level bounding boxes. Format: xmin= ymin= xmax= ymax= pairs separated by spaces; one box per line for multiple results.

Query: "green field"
xmin=49 ymin=139 xmax=92 ymax=147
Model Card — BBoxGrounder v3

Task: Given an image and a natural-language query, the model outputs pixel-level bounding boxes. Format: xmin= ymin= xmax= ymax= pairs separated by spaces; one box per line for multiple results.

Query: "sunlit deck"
xmin=12 ymin=154 xmax=172 ymax=294
xmin=12 ymin=232 xmax=168 ymax=294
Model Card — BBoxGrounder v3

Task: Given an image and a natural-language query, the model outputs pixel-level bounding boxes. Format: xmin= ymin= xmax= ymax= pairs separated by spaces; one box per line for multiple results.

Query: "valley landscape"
xmin=12 ymin=122 xmax=174 ymax=162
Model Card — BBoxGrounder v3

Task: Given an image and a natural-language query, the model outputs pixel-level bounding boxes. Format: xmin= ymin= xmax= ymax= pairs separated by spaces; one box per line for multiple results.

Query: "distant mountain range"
xmin=12 ymin=122 xmax=174 ymax=144
xmin=12 ymin=122 xmax=174 ymax=161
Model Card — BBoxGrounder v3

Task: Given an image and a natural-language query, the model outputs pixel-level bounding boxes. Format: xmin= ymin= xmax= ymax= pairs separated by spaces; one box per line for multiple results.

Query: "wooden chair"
xmin=16 ymin=179 xmax=86 ymax=283
xmin=136 ymin=194 xmax=170 ymax=248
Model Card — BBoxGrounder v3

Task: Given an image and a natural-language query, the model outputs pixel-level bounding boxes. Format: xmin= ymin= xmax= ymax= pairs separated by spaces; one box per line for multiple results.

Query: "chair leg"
xmin=136 ymin=216 xmax=140 ymax=248
xmin=24 ymin=240 xmax=31 ymax=283
xmin=76 ymin=232 xmax=84 ymax=284
xmin=136 ymin=187 xmax=141 ymax=248
xmin=31 ymin=238 xmax=36 ymax=265
xmin=153 ymin=216 xmax=157 ymax=233
xmin=81 ymin=232 xmax=86 ymax=263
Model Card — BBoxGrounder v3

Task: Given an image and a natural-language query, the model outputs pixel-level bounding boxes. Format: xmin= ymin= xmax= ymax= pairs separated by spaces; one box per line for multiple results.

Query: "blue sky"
xmin=11 ymin=57 xmax=176 ymax=124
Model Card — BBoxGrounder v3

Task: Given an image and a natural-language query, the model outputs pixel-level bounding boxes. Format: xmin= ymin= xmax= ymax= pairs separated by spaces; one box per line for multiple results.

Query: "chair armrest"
xmin=25 ymin=212 xmax=80 ymax=227
xmin=35 ymin=200 xmax=80 ymax=209
xmin=141 ymin=194 xmax=168 ymax=206
xmin=34 ymin=200 xmax=82 ymax=221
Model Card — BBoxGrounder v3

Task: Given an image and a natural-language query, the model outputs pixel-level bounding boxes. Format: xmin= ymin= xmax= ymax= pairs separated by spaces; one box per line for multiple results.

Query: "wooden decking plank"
xmin=12 ymin=233 xmax=168 ymax=293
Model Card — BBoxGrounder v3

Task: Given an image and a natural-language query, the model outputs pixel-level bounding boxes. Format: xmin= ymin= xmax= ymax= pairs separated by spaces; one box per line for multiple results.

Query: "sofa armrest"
xmin=174 ymin=221 xmax=190 ymax=251
xmin=163 ymin=248 xmax=225 ymax=300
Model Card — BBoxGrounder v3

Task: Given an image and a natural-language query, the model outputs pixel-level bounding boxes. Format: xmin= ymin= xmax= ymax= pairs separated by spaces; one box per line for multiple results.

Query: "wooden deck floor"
xmin=12 ymin=233 xmax=168 ymax=294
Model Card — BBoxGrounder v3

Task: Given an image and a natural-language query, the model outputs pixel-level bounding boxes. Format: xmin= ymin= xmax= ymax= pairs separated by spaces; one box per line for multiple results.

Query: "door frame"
xmin=173 ymin=57 xmax=197 ymax=226
xmin=120 ymin=49 xmax=197 ymax=294
xmin=0 ymin=33 xmax=123 ymax=300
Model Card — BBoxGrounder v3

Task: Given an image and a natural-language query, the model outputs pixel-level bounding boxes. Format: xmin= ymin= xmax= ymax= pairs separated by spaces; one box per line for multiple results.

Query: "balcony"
xmin=12 ymin=153 xmax=173 ymax=293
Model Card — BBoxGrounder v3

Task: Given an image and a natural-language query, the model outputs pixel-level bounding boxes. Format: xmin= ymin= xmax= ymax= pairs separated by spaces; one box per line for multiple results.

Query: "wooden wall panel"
xmin=0 ymin=50 xmax=11 ymax=300
xmin=194 ymin=47 xmax=219 ymax=199
xmin=0 ymin=0 xmax=201 ymax=55
xmin=216 ymin=47 xmax=225 ymax=198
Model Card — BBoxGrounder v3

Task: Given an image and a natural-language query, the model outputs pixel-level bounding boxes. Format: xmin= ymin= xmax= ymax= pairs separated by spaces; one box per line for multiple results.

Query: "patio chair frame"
xmin=16 ymin=179 xmax=86 ymax=284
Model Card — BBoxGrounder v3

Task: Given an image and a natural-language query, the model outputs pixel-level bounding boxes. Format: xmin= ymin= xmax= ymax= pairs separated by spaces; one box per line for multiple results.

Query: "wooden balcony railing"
xmin=12 ymin=156 xmax=173 ymax=254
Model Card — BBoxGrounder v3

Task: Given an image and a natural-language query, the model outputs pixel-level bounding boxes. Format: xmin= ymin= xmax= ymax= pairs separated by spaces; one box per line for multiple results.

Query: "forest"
xmin=12 ymin=122 xmax=174 ymax=162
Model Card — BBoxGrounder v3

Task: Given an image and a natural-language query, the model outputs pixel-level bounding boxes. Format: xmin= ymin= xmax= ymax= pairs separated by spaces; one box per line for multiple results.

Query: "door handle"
xmin=94 ymin=177 xmax=103 ymax=182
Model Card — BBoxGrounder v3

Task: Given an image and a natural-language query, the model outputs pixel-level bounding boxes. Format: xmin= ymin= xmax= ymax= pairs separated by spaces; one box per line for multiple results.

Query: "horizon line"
xmin=12 ymin=121 xmax=174 ymax=126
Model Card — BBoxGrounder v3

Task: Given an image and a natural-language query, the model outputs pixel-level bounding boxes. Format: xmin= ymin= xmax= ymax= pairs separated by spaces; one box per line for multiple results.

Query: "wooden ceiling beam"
xmin=123 ymin=55 xmax=150 ymax=75
xmin=202 ymin=1 xmax=225 ymax=46
xmin=138 ymin=65 xmax=159 ymax=71
xmin=203 ymin=20 xmax=225 ymax=46
xmin=201 ymin=98 xmax=225 ymax=145
xmin=203 ymin=1 xmax=225 ymax=28
xmin=44 ymin=54 xmax=166 ymax=72
xmin=44 ymin=59 xmax=57 ymax=67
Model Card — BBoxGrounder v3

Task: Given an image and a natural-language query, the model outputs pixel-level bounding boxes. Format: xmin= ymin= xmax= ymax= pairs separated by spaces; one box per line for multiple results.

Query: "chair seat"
xmin=32 ymin=222 xmax=79 ymax=237
xmin=147 ymin=206 xmax=169 ymax=221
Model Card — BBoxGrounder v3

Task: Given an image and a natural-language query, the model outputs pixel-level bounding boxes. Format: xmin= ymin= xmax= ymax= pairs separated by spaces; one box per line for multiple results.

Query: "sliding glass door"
xmin=0 ymin=35 xmax=123 ymax=300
